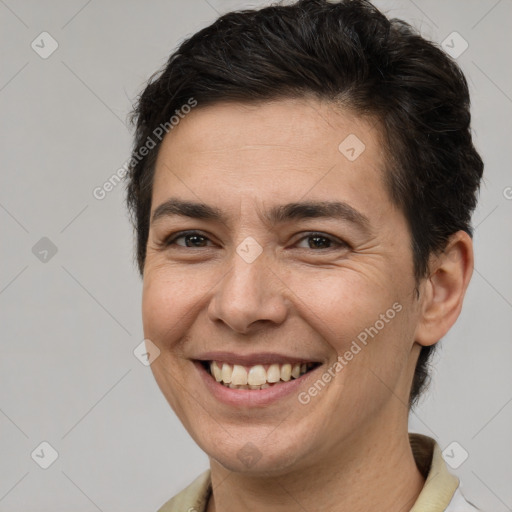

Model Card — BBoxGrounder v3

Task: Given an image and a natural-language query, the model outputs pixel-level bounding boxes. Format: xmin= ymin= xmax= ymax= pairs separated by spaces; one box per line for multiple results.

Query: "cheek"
xmin=282 ymin=267 xmax=398 ymax=346
xmin=141 ymin=269 xmax=198 ymax=346
xmin=141 ymin=271 xmax=202 ymax=417
xmin=285 ymin=268 xmax=412 ymax=396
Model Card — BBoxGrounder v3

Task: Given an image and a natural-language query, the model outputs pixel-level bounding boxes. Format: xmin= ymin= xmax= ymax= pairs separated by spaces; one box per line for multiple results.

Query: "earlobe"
xmin=414 ymin=231 xmax=474 ymax=347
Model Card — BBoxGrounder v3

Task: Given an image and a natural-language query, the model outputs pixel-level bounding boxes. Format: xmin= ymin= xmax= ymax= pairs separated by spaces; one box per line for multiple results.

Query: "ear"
xmin=414 ymin=231 xmax=474 ymax=347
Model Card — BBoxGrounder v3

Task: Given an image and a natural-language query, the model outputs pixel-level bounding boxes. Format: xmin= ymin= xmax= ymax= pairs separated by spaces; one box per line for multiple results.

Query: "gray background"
xmin=1 ymin=0 xmax=511 ymax=510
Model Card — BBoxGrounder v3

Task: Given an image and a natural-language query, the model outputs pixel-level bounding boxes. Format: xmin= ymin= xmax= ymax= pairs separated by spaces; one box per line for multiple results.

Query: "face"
xmin=142 ymin=97 xmax=424 ymax=475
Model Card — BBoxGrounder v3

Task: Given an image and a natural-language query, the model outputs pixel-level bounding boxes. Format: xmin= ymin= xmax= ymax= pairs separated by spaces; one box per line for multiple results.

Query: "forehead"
xmin=156 ymin=97 xmax=384 ymax=159
xmin=151 ymin=97 xmax=392 ymax=219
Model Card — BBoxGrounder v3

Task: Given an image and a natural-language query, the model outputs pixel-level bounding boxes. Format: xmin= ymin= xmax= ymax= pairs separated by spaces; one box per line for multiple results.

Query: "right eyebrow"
xmin=151 ymin=198 xmax=224 ymax=225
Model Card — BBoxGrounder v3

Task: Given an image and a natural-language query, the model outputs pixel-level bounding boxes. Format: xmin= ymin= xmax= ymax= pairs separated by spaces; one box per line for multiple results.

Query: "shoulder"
xmin=156 ymin=470 xmax=212 ymax=512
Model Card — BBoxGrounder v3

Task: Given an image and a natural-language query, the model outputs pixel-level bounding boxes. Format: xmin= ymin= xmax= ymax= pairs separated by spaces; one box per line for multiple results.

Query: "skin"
xmin=141 ymin=97 xmax=474 ymax=512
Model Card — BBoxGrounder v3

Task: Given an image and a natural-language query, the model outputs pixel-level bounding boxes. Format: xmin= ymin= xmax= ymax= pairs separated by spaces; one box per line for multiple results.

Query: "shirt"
xmin=157 ymin=433 xmax=481 ymax=512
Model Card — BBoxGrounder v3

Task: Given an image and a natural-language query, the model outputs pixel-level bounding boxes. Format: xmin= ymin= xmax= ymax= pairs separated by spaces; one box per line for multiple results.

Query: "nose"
xmin=208 ymin=250 xmax=289 ymax=334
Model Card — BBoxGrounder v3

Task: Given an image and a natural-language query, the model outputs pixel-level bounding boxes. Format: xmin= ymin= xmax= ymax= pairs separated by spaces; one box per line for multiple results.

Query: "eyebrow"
xmin=151 ymin=198 xmax=372 ymax=233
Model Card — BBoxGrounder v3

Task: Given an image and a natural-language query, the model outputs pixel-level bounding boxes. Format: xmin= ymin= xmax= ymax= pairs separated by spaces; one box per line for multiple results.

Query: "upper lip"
xmin=193 ymin=351 xmax=323 ymax=366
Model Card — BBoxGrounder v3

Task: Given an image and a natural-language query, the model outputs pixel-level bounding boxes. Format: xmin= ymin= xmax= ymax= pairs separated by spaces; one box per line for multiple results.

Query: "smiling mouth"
xmin=200 ymin=360 xmax=321 ymax=390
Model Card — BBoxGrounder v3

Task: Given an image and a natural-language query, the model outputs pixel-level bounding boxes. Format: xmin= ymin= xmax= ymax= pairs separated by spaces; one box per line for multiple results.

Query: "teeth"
xmin=208 ymin=360 xmax=315 ymax=388
xmin=248 ymin=365 xmax=267 ymax=386
xmin=211 ymin=361 xmax=222 ymax=382
xmin=280 ymin=363 xmax=292 ymax=381
xmin=267 ymin=364 xmax=281 ymax=383
xmin=231 ymin=365 xmax=248 ymax=385
xmin=221 ymin=363 xmax=233 ymax=383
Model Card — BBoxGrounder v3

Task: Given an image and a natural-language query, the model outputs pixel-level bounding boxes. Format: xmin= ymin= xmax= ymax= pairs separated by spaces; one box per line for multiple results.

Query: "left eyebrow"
xmin=264 ymin=201 xmax=372 ymax=234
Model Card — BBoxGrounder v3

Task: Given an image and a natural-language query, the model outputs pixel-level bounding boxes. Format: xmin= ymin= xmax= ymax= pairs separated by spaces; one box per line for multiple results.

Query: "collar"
xmin=409 ymin=433 xmax=460 ymax=511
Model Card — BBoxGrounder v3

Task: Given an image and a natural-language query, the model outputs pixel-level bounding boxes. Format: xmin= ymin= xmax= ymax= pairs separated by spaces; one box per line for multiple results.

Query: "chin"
xmin=195 ymin=423 xmax=317 ymax=477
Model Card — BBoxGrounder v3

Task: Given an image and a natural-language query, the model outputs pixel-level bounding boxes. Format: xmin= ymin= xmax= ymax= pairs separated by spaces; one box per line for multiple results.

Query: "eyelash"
xmin=162 ymin=230 xmax=349 ymax=251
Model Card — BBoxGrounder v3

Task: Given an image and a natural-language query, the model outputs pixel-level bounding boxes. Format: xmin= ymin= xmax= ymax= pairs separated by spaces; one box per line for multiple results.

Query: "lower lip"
xmin=194 ymin=361 xmax=322 ymax=407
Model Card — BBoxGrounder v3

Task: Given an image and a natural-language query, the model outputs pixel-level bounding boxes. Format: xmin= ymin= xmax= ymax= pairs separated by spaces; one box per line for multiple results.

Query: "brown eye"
xmin=305 ymin=235 xmax=332 ymax=249
xmin=165 ymin=231 xmax=213 ymax=248
xmin=295 ymin=232 xmax=348 ymax=250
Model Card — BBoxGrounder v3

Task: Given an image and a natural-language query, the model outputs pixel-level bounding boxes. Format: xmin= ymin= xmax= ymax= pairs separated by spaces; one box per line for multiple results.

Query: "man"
xmin=125 ymin=1 xmax=484 ymax=510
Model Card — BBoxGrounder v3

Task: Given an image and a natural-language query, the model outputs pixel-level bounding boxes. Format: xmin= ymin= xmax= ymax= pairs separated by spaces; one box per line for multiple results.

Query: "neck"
xmin=206 ymin=416 xmax=425 ymax=512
